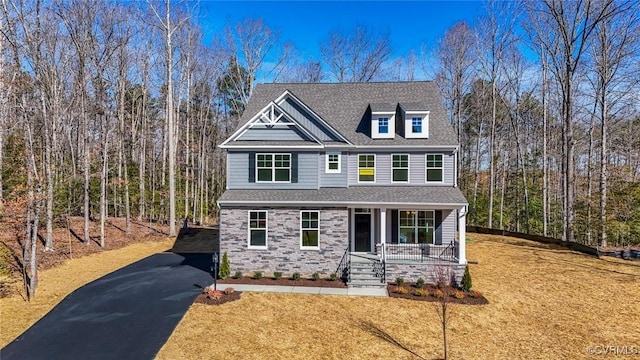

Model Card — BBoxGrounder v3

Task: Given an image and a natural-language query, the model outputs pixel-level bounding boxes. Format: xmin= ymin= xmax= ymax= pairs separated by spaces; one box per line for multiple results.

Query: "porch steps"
xmin=347 ymin=254 xmax=386 ymax=289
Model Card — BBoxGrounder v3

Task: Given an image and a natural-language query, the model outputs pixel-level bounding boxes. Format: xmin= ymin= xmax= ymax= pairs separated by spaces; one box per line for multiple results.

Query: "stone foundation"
xmin=219 ymin=207 xmax=349 ymax=277
xmin=385 ymin=262 xmax=465 ymax=285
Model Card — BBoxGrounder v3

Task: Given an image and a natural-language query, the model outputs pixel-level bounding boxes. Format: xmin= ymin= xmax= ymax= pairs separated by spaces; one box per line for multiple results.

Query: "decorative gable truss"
xmin=221 ymin=101 xmax=323 ymax=146
xmin=221 ymin=90 xmax=351 ymax=149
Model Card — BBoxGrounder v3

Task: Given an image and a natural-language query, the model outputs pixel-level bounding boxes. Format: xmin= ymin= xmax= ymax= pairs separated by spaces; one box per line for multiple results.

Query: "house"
xmin=217 ymin=82 xmax=468 ymax=287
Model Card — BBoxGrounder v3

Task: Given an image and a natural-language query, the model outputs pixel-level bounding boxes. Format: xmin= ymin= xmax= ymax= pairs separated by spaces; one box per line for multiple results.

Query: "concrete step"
xmin=347 ymin=280 xmax=387 ymax=289
xmin=350 ymin=264 xmax=377 ymax=271
xmin=350 ymin=273 xmax=380 ymax=281
xmin=351 ymin=269 xmax=376 ymax=275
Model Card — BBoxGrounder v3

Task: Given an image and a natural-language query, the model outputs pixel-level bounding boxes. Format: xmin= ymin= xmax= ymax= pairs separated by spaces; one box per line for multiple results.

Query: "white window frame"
xmin=391 ymin=154 xmax=410 ymax=183
xmin=300 ymin=211 xmax=320 ymax=250
xmin=412 ymin=117 xmax=423 ymax=133
xmin=247 ymin=210 xmax=268 ymax=249
xmin=325 ymin=153 xmax=341 ymax=174
xmin=358 ymin=154 xmax=376 ymax=183
xmin=398 ymin=210 xmax=435 ymax=244
xmin=426 ymin=154 xmax=444 ymax=183
xmin=256 ymin=153 xmax=291 ymax=183
xmin=378 ymin=117 xmax=389 ymax=134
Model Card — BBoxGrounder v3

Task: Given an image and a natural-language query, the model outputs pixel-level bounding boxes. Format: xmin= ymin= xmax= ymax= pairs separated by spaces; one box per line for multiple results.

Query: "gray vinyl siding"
xmin=227 ymin=151 xmax=318 ymax=190
xmin=348 ymin=151 xmax=455 ymax=186
xmin=441 ymin=209 xmax=456 ymax=244
xmin=279 ymin=97 xmax=342 ymax=141
xmin=319 ymin=152 xmax=348 ymax=188
xmin=236 ymin=127 xmax=310 ymax=141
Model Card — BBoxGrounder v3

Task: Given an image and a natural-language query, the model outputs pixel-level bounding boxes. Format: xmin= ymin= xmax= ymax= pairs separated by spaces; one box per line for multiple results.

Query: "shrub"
xmin=461 ymin=265 xmax=472 ymax=292
xmin=223 ymin=287 xmax=235 ymax=295
xmin=311 ymin=272 xmax=320 ymax=281
xmin=292 ymin=272 xmax=301 ymax=281
xmin=252 ymin=271 xmax=263 ymax=280
xmin=393 ymin=286 xmax=409 ymax=294
xmin=433 ymin=289 xmax=444 ymax=298
xmin=273 ymin=271 xmax=283 ymax=280
xmin=203 ymin=286 xmax=222 ymax=301
xmin=469 ymin=290 xmax=483 ymax=298
xmin=233 ymin=271 xmax=243 ymax=279
xmin=395 ymin=277 xmax=405 ymax=286
xmin=415 ymin=278 xmax=425 ymax=289
xmin=328 ymin=273 xmax=337 ymax=281
xmin=415 ymin=289 xmax=429 ymax=297
xmin=453 ymin=289 xmax=465 ymax=299
xmin=218 ymin=252 xmax=231 ymax=279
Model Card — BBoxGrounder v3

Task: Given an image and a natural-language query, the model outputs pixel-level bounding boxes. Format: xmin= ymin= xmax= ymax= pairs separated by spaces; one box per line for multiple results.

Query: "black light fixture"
xmin=212 ymin=252 xmax=219 ymax=290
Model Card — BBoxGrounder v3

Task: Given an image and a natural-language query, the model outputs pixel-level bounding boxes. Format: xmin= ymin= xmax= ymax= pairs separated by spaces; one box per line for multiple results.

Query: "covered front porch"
xmin=348 ymin=206 xmax=467 ymax=265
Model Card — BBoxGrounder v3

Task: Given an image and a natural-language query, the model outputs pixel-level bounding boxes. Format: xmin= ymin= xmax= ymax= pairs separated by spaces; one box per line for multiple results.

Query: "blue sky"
xmin=199 ymin=1 xmax=487 ymax=60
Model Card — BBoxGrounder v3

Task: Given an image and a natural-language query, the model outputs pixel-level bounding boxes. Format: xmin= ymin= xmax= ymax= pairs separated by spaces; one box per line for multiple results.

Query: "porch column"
xmin=380 ymin=208 xmax=386 ymax=260
xmin=458 ymin=207 xmax=467 ymax=264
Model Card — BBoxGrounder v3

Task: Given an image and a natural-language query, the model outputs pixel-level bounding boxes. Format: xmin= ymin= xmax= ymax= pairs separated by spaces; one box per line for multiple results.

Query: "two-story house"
xmin=218 ymin=82 xmax=468 ymax=287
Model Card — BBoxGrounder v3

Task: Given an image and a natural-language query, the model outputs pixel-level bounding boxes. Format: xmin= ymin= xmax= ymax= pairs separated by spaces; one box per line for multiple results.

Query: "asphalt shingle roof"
xmin=236 ymin=82 xmax=457 ymax=147
xmin=218 ymin=186 xmax=468 ymax=207
xmin=369 ymin=102 xmax=397 ymax=113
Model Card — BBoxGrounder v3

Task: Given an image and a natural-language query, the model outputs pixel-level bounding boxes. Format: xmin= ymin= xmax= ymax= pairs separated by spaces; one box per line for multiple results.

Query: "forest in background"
xmin=1 ymin=1 xmax=639 ymax=298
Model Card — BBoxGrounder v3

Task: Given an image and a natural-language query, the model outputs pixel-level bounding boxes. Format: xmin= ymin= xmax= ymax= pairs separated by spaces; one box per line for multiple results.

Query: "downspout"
xmin=453 ymin=147 xmax=458 ymax=188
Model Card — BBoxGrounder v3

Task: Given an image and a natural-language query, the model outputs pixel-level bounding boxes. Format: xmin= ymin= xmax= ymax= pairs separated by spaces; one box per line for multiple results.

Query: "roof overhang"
xmin=217 ymin=187 xmax=469 ymax=209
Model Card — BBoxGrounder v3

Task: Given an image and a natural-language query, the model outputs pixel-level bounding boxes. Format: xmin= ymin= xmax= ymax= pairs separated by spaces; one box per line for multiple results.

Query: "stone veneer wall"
xmin=385 ymin=263 xmax=465 ymax=285
xmin=219 ymin=207 xmax=349 ymax=277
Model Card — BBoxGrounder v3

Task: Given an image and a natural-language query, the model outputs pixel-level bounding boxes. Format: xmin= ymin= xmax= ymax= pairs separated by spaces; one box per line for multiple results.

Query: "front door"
xmin=354 ymin=212 xmax=372 ymax=252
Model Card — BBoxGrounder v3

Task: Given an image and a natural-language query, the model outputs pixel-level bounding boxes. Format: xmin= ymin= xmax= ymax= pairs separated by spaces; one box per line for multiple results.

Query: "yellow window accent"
xmin=359 ymin=168 xmax=374 ymax=176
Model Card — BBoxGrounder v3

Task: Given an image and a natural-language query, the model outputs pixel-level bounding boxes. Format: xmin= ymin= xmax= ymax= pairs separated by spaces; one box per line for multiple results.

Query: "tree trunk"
xmin=100 ymin=114 xmax=108 ymax=248
xmin=599 ymin=87 xmax=608 ymax=247
xmin=41 ymin=91 xmax=54 ymax=251
xmin=83 ymin=87 xmax=91 ymax=245
xmin=488 ymin=80 xmax=497 ymax=228
xmin=542 ymin=54 xmax=549 ymax=237
xmin=164 ymin=0 xmax=177 ymax=236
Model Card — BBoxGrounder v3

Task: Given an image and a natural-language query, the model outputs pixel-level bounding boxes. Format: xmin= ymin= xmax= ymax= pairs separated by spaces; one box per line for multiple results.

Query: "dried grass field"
xmin=158 ymin=234 xmax=640 ymax=360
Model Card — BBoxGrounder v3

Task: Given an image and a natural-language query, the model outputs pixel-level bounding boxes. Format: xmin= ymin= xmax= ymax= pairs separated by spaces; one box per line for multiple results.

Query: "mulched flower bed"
xmin=218 ymin=276 xmax=347 ymax=288
xmin=194 ymin=291 xmax=242 ymax=306
xmin=387 ymin=283 xmax=489 ymax=305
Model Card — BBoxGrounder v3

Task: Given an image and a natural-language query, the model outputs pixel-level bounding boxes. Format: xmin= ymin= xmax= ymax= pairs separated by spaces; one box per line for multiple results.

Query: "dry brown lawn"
xmin=158 ymin=233 xmax=640 ymax=360
xmin=0 ymin=237 xmax=174 ymax=347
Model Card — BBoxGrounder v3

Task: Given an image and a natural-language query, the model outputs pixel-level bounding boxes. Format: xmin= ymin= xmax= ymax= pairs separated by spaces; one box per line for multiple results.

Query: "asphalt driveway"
xmin=1 ymin=252 xmax=213 ymax=360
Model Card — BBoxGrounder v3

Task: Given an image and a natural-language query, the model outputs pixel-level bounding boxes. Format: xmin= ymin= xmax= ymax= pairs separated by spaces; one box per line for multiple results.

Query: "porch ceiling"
xmin=218 ymin=186 xmax=468 ymax=208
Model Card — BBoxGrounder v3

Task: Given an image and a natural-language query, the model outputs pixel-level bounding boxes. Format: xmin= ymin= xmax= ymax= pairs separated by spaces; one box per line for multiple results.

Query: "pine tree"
xmin=461 ymin=265 xmax=472 ymax=292
xmin=218 ymin=252 xmax=231 ymax=279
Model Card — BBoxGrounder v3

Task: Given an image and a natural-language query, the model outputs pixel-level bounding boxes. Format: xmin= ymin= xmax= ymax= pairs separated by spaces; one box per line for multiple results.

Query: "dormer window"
xmin=379 ymin=118 xmax=389 ymax=134
xmin=412 ymin=117 xmax=422 ymax=133
xmin=370 ymin=103 xmax=396 ymax=139
xmin=400 ymin=104 xmax=429 ymax=138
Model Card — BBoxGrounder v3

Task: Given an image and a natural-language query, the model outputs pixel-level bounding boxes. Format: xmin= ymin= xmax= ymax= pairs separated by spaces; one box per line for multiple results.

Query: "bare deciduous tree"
xmin=432 ymin=21 xmax=475 ymax=188
xmin=320 ymin=24 xmax=392 ymax=82
xmin=590 ymin=1 xmax=639 ymax=246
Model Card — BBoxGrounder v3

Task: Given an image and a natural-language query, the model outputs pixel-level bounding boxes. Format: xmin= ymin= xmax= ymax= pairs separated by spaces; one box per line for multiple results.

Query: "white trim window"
xmin=248 ymin=211 xmax=268 ymax=249
xmin=378 ymin=117 xmax=389 ymax=134
xmin=392 ymin=154 xmax=409 ymax=182
xmin=257 ymin=153 xmax=291 ymax=182
xmin=358 ymin=154 xmax=375 ymax=182
xmin=412 ymin=117 xmax=423 ymax=133
xmin=325 ymin=153 xmax=341 ymax=173
xmin=426 ymin=154 xmax=443 ymax=182
xmin=399 ymin=210 xmax=434 ymax=244
xmin=300 ymin=211 xmax=320 ymax=249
